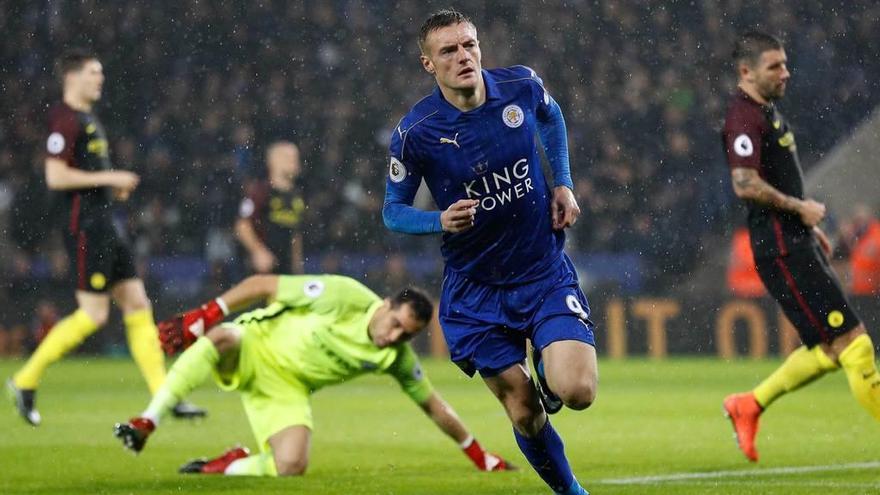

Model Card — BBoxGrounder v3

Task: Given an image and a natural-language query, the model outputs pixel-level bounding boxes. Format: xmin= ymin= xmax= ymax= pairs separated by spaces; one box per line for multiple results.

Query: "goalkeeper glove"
xmin=158 ymin=298 xmax=229 ymax=355
xmin=462 ymin=436 xmax=514 ymax=471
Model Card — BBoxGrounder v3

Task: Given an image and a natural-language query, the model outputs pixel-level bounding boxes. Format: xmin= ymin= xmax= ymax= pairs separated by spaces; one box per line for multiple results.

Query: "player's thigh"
xmin=240 ymin=368 xmax=313 ymax=455
xmin=110 ymin=278 xmax=151 ymax=314
xmin=65 ymin=226 xmax=123 ymax=294
xmin=756 ymin=250 xmax=860 ymax=347
xmin=440 ymin=270 xmax=528 ymax=377
xmin=202 ymin=323 xmax=243 ymax=367
xmin=482 ymin=363 xmax=544 ymax=434
xmin=108 ymin=233 xmax=145 ymax=313
xmin=268 ymin=425 xmax=311 ymax=476
xmin=74 ymin=290 xmax=111 ymax=326
xmin=541 ymin=339 xmax=598 ymax=408
xmin=531 ymin=282 xmax=598 ymax=399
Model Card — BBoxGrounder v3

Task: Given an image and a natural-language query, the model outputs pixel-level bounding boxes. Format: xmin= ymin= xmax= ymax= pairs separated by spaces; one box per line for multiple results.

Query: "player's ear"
xmin=420 ymin=55 xmax=435 ymax=75
xmin=737 ymin=60 xmax=752 ymax=81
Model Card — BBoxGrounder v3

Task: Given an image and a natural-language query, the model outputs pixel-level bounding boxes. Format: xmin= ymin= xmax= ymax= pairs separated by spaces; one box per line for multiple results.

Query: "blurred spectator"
xmin=845 ymin=205 xmax=880 ymax=295
xmin=727 ymin=227 xmax=767 ymax=298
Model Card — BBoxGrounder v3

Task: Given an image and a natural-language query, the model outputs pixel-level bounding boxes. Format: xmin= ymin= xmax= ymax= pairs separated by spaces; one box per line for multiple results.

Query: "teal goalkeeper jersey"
xmin=233 ymin=275 xmax=433 ymax=403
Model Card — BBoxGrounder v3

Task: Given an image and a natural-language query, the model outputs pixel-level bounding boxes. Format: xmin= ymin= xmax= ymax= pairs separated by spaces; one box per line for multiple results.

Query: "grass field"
xmin=2 ymin=357 xmax=879 ymax=494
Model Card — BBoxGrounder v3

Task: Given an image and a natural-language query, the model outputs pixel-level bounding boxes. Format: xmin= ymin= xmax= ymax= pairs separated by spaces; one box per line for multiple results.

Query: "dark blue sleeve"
xmin=383 ymin=186 xmax=443 ymax=234
xmin=382 ymin=129 xmax=443 ymax=235
xmin=536 ymin=96 xmax=573 ymax=190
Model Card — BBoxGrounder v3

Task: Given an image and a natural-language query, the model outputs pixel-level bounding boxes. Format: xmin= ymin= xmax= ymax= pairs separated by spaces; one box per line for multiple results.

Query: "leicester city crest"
xmin=502 ymin=104 xmax=524 ymax=128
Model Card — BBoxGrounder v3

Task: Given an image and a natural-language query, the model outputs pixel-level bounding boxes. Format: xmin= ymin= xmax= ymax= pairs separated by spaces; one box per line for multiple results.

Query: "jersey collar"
xmin=737 ymin=87 xmax=772 ymax=110
xmin=364 ymin=299 xmax=384 ymax=346
xmin=432 ymin=69 xmax=501 ymax=122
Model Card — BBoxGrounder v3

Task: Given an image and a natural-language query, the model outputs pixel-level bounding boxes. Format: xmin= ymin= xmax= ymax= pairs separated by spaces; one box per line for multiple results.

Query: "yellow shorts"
xmin=213 ymin=323 xmax=313 ymax=452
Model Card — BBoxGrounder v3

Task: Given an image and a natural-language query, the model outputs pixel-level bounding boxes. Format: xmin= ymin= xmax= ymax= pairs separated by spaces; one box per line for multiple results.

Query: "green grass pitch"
xmin=2 ymin=357 xmax=878 ymax=494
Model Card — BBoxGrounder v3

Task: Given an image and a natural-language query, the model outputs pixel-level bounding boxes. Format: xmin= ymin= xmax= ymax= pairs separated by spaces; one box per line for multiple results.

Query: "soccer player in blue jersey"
xmin=383 ymin=10 xmax=596 ymax=495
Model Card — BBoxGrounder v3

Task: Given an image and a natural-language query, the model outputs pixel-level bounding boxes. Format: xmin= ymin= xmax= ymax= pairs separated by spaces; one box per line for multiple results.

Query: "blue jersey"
xmin=384 ymin=66 xmax=571 ymax=284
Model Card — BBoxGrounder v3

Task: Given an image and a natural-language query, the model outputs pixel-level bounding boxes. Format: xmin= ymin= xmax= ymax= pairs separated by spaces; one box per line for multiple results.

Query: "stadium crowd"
xmin=1 ymin=1 xmax=879 ymax=351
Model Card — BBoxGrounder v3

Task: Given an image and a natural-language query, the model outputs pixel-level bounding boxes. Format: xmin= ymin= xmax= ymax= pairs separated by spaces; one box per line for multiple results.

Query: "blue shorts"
xmin=439 ymin=254 xmax=596 ymax=377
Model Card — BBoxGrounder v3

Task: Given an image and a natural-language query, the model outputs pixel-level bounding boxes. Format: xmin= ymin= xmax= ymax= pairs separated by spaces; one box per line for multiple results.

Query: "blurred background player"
xmin=6 ymin=49 xmax=204 ymax=425
xmin=383 ymin=10 xmax=595 ymax=495
xmin=721 ymin=31 xmax=880 ymax=462
xmin=114 ymin=274 xmax=513 ymax=476
xmin=235 ymin=141 xmax=306 ymax=274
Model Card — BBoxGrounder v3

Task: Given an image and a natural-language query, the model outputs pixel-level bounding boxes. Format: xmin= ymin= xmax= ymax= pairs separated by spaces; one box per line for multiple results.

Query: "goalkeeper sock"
xmin=224 ymin=452 xmax=279 ymax=477
xmin=142 ymin=337 xmax=218 ymax=424
xmin=13 ymin=309 xmax=99 ymax=389
xmin=124 ymin=309 xmax=166 ymax=395
xmin=513 ymin=419 xmax=579 ymax=494
xmin=753 ymin=345 xmax=837 ymax=408
xmin=838 ymin=334 xmax=880 ymax=421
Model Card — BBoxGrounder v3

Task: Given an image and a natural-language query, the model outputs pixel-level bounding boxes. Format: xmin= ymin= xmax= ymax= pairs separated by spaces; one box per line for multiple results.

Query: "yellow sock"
xmin=124 ymin=309 xmax=166 ymax=395
xmin=223 ymin=452 xmax=279 ymax=477
xmin=13 ymin=309 xmax=99 ymax=389
xmin=753 ymin=345 xmax=838 ymax=408
xmin=838 ymin=334 xmax=880 ymax=421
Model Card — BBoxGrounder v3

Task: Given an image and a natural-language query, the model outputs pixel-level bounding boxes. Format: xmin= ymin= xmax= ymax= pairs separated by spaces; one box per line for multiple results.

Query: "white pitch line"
xmin=597 ymin=461 xmax=880 ymax=485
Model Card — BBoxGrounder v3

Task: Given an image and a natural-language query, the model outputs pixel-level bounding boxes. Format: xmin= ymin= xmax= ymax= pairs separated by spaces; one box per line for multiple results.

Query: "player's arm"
xmin=532 ymin=71 xmax=580 ymax=230
xmin=291 ymin=232 xmax=305 ymax=274
xmin=383 ymin=164 xmax=478 ymax=234
xmin=388 ymin=347 xmax=512 ymax=471
xmin=382 ymin=158 xmax=443 ymax=234
xmin=730 ymin=167 xmax=826 ymax=227
xmin=44 ymin=110 xmax=139 ymax=195
xmin=234 ymin=216 xmax=276 ymax=273
xmin=382 ymin=125 xmax=477 ymax=234
xmin=235 ymin=196 xmax=276 ymax=273
xmin=157 ymin=275 xmax=280 ymax=355
xmin=417 ymin=392 xmax=513 ymax=471
xmin=45 ymin=156 xmax=139 ymax=192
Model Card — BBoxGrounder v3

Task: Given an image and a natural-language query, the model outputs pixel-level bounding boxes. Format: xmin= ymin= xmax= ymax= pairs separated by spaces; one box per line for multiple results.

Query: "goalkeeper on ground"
xmin=114 ymin=274 xmax=513 ymax=476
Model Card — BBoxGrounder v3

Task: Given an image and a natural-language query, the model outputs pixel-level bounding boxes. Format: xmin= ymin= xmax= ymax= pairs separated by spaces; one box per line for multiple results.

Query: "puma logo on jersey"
xmin=439 ymin=132 xmax=460 ymax=148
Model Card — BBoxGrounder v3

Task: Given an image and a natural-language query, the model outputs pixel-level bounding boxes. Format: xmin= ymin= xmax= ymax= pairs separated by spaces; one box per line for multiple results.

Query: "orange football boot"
xmin=723 ymin=392 xmax=762 ymax=462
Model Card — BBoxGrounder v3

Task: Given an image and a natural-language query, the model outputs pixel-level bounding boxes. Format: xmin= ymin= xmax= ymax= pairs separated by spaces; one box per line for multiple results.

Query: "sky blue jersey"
xmin=383 ymin=66 xmax=573 ymax=285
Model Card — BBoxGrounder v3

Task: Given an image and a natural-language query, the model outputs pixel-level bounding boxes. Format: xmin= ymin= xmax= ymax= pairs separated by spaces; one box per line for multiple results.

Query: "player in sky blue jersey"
xmin=383 ymin=9 xmax=596 ymax=495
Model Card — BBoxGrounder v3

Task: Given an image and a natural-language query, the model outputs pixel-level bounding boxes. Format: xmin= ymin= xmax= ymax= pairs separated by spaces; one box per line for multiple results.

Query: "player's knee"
xmin=81 ymin=307 xmax=110 ymax=328
xmin=122 ymin=298 xmax=151 ymax=314
xmin=274 ymin=455 xmax=308 ymax=476
xmin=558 ymin=377 xmax=597 ymax=411
xmin=206 ymin=326 xmax=240 ymax=354
xmin=550 ymin=373 xmax=597 ymax=411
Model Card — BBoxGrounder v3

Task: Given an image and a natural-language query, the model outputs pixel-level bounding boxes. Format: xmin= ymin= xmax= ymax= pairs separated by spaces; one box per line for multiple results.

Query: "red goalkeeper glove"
xmin=158 ymin=298 xmax=229 ymax=355
xmin=462 ymin=437 xmax=514 ymax=471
